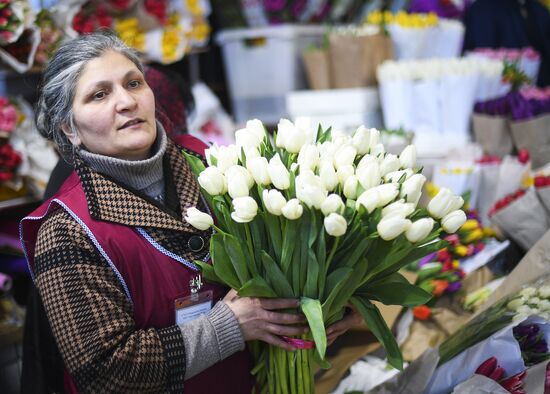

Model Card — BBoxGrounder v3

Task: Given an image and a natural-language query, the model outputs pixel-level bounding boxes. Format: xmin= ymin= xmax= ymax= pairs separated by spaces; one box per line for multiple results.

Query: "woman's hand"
xmin=326 ymin=305 xmax=363 ymax=346
xmin=223 ymin=289 xmax=308 ymax=351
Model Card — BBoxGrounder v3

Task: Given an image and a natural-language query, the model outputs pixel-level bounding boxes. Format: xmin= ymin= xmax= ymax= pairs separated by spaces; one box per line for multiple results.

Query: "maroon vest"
xmin=20 ymin=136 xmax=253 ymax=393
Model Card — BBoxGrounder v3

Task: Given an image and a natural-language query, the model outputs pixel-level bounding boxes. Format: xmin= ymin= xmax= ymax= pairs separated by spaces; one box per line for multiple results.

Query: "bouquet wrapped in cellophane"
xmin=183 ymin=118 xmax=467 ymax=394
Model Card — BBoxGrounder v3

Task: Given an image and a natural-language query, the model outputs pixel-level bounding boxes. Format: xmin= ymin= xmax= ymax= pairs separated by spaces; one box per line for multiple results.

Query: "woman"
xmin=21 ymin=32 xmax=359 ymax=393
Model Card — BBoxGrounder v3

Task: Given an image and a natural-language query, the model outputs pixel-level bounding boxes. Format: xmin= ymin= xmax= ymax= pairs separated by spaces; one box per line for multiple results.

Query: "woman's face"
xmin=66 ymin=50 xmax=156 ymax=161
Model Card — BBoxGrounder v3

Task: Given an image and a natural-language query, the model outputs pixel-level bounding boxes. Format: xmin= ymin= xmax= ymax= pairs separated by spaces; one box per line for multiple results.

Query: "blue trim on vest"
xmin=135 ymin=227 xmax=211 ymax=272
xmin=20 ymin=199 xmax=134 ymax=305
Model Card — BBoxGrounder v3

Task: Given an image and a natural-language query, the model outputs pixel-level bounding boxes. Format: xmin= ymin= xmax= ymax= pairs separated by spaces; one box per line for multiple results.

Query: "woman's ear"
xmin=61 ymin=124 xmax=81 ymax=146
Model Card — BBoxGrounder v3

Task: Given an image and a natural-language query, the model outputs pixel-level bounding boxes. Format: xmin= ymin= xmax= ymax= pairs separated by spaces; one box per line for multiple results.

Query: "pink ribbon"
xmin=282 ymin=336 xmax=315 ymax=349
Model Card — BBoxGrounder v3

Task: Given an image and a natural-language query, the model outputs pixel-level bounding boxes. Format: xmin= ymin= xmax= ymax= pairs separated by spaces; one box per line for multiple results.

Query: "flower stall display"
xmin=468 ymin=47 xmax=541 ymax=87
xmin=0 ymin=97 xmax=23 ymax=199
xmin=377 ymin=57 xmax=503 ymax=138
xmin=425 ymin=282 xmax=550 ymax=394
xmin=33 ymin=9 xmax=63 ymax=66
xmin=52 ymin=0 xmax=211 ymax=64
xmin=0 ymin=0 xmax=26 ymax=45
xmin=182 ymin=118 xmax=467 ymax=393
xmin=366 ymin=10 xmax=464 ymax=60
xmin=489 ymin=187 xmax=550 ymax=251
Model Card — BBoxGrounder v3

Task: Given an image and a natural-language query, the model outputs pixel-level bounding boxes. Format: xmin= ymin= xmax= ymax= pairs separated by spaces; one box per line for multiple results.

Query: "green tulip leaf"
xmin=300 ymin=297 xmax=327 ymax=360
xmin=356 ymin=272 xmax=432 ymax=307
xmin=238 ymin=277 xmax=277 ymax=298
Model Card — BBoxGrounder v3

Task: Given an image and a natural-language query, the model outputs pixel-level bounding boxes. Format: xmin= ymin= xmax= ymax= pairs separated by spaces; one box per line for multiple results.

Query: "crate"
xmin=216 ymin=25 xmax=325 ymax=124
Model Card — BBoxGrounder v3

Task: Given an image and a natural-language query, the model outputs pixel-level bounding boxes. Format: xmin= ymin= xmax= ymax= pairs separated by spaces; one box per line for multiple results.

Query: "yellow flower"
xmin=464 ymin=228 xmax=484 ymax=243
xmin=452 ymin=260 xmax=460 ymax=269
xmin=366 ymin=10 xmax=383 ymax=25
xmin=460 ymin=219 xmax=479 ymax=232
xmin=187 ymin=0 xmax=202 ymax=15
xmin=454 ymin=245 xmax=468 ymax=257
xmin=483 ymin=227 xmax=497 ymax=238
xmin=425 ymin=182 xmax=439 ymax=198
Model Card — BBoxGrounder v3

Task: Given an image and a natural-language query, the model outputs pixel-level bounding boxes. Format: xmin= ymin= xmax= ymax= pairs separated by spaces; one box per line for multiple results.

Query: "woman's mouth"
xmin=118 ymin=119 xmax=144 ymax=130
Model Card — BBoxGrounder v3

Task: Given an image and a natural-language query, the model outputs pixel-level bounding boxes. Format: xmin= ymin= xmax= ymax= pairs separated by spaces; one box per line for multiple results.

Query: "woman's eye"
xmin=128 ymin=80 xmax=141 ymax=88
xmin=93 ymin=91 xmax=106 ymax=100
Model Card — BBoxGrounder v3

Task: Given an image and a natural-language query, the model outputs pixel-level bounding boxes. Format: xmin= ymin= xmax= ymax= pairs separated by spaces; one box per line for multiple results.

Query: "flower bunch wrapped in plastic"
xmin=0 ymin=0 xmax=22 ymax=44
xmin=183 ymin=118 xmax=466 ymax=394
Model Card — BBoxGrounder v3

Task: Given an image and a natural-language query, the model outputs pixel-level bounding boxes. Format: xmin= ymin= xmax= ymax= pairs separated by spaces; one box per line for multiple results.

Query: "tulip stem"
xmin=325 ymin=237 xmax=341 ymax=271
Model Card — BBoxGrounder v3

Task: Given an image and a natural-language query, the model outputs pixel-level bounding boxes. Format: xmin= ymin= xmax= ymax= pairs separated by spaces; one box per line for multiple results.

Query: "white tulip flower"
xmin=400 ymin=174 xmax=427 ymax=205
xmin=319 ymin=161 xmax=338 ymax=191
xmin=384 ymin=169 xmax=413 ymax=184
xmin=324 ymin=213 xmax=347 ymax=237
xmin=374 ymin=183 xmax=399 ymax=207
xmin=406 ymin=218 xmax=434 ymax=243
xmin=204 ymin=143 xmax=219 ymax=166
xmin=197 ymin=166 xmax=227 ymax=196
xmin=427 ymin=188 xmax=456 ymax=219
xmin=297 ymin=144 xmax=320 ymax=171
xmin=538 ymin=299 xmax=550 ymax=311
xmin=247 ymin=156 xmax=271 ymax=186
xmin=246 ymin=119 xmax=266 ymax=142
xmin=371 ymin=143 xmax=385 ymax=157
xmin=321 ymin=194 xmax=345 ymax=216
xmin=399 ymin=145 xmax=417 ymax=169
xmin=356 ymin=154 xmax=377 ymax=171
xmin=520 ymin=287 xmax=537 ymax=298
xmin=356 ymin=189 xmax=380 ymax=213
xmin=282 ymin=199 xmax=303 ymax=220
xmin=295 ymin=116 xmax=315 ymax=144
xmin=276 ymin=118 xmax=307 ymax=153
xmin=331 ymin=129 xmax=352 ymax=148
xmin=262 ymin=189 xmax=286 ymax=216
xmin=377 ymin=216 xmax=411 ymax=241
xmin=216 ymin=144 xmax=240 ymax=173
xmin=267 ymin=154 xmax=291 ymax=190
xmin=352 ymin=125 xmax=371 ymax=154
xmin=382 ymin=200 xmax=415 ymax=219
xmin=356 ymin=161 xmax=381 ymax=190
xmin=334 ymin=144 xmax=357 ymax=170
xmin=516 ymin=305 xmax=534 ymax=315
xmin=244 ymin=147 xmax=260 ymax=161
xmin=296 ymin=172 xmax=327 ymax=209
xmin=235 ymin=127 xmax=262 ymax=151
xmin=184 ymin=207 xmax=214 ymax=230
xmin=538 ymin=286 xmax=550 ymax=299
xmin=343 ymin=175 xmax=359 ymax=199
xmin=379 ymin=154 xmax=401 ymax=176
xmin=226 ymin=165 xmax=254 ymax=188
xmin=337 ymin=165 xmax=355 ymax=186
xmin=441 ymin=210 xmax=467 ymax=233
xmin=369 ymin=128 xmax=380 ymax=151
xmin=231 ymin=196 xmax=258 ymax=223
xmin=319 ymin=141 xmax=338 ymax=163
xmin=507 ymin=298 xmax=524 ymax=311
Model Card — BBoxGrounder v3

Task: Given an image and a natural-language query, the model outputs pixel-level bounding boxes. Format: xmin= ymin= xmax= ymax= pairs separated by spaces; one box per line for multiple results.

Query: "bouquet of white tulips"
xmin=183 ymin=118 xmax=467 ymax=394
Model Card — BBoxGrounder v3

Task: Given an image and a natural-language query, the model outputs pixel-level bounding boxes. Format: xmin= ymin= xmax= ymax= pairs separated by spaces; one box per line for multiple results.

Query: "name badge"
xmin=175 ymin=290 xmax=213 ymax=325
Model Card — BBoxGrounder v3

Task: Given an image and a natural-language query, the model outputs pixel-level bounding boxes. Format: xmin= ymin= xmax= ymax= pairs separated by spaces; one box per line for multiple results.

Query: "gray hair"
xmin=35 ymin=31 xmax=144 ymax=163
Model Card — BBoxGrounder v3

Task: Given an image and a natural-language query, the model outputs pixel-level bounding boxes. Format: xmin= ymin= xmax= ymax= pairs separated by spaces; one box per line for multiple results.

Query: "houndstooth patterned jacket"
xmin=32 ymin=140 xmax=215 ymax=393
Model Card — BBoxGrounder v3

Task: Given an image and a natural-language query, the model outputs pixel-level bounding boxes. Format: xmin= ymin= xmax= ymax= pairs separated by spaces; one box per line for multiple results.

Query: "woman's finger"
xmin=264 ymin=322 xmax=308 ymax=337
xmin=264 ymin=310 xmax=306 ymax=325
xmin=260 ymin=298 xmax=300 ymax=310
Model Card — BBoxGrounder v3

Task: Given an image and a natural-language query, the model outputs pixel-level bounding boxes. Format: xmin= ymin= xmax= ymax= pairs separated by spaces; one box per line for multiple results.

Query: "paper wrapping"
xmin=387 ymin=24 xmax=432 ymax=60
xmin=536 ymin=186 xmax=550 ymax=217
xmin=522 ymin=360 xmax=549 ymax=394
xmin=411 ymin=79 xmax=440 ymax=133
xmin=329 ymin=32 xmax=393 ymax=88
xmin=379 ymin=79 xmax=414 ymax=130
xmin=0 ymin=27 xmax=40 ymax=74
xmin=472 ymin=114 xmax=513 ymax=157
xmin=491 ymin=188 xmax=549 ymax=251
xmin=302 ymin=48 xmax=331 ymax=90
xmin=510 ymin=114 xmax=550 ymax=170
xmin=439 ymin=74 xmax=478 ymax=137
xmin=450 ymin=374 xmax=510 ymax=394
xmin=476 ymin=230 xmax=550 ymax=315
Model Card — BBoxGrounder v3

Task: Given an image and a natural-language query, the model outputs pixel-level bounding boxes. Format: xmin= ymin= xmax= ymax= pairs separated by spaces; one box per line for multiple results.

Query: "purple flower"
xmin=291 ymin=0 xmax=306 ymax=18
xmin=446 ymin=281 xmax=462 ymax=293
xmin=418 ymin=252 xmax=437 ymax=268
xmin=263 ymin=0 xmax=286 ymax=12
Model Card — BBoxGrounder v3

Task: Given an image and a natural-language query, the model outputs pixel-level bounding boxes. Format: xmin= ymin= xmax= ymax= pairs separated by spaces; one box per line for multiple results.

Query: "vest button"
xmin=188 ymin=236 xmax=205 ymax=252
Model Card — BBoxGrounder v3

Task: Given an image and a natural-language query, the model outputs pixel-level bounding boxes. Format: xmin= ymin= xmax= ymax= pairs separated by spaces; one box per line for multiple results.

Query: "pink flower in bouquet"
xmin=263 ymin=0 xmax=286 ymax=12
xmin=0 ymin=142 xmax=22 ymax=182
xmin=518 ymin=149 xmax=530 ymax=164
xmin=0 ymin=104 xmax=17 ymax=132
xmin=534 ymin=175 xmax=550 ymax=188
xmin=144 ymin=0 xmax=168 ymax=25
xmin=523 ymin=47 xmax=540 ymax=60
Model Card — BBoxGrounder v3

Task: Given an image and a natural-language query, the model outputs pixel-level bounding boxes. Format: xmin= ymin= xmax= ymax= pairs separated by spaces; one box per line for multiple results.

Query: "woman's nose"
xmin=115 ymin=87 xmax=138 ymax=112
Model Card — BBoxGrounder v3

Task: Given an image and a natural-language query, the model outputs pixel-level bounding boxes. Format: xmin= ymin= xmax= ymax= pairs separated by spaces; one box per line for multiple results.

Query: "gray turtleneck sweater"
xmin=78 ymin=126 xmax=244 ymax=379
